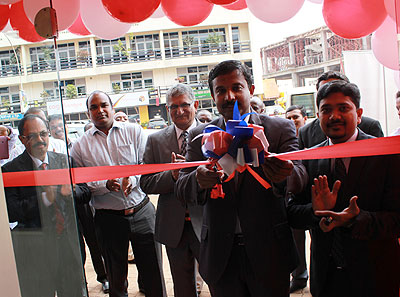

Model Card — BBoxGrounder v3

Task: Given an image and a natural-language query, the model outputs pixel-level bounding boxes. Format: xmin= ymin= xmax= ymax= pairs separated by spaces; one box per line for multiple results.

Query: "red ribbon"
xmin=2 ymin=136 xmax=399 ymax=188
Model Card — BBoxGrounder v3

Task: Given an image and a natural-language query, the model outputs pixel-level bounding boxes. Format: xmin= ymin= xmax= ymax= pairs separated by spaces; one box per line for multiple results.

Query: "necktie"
xmin=39 ymin=162 xmax=64 ymax=234
xmin=331 ymin=158 xmax=347 ymax=267
xmin=180 ymin=131 xmax=188 ymax=156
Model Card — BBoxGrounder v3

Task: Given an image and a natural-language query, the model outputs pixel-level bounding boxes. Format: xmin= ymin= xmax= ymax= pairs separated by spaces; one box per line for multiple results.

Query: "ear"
xmin=194 ymin=100 xmax=199 ymax=110
xmin=317 ymin=112 xmax=320 ymax=119
xmin=249 ymin=85 xmax=255 ymax=96
xmin=304 ymin=116 xmax=308 ymax=121
xmin=356 ymin=108 xmax=363 ymax=125
xmin=18 ymin=135 xmax=25 ymax=145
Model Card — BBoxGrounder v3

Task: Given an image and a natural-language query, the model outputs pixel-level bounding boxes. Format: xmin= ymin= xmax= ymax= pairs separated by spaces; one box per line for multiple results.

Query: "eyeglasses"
xmin=21 ymin=131 xmax=50 ymax=141
xmin=168 ymin=102 xmax=193 ymax=111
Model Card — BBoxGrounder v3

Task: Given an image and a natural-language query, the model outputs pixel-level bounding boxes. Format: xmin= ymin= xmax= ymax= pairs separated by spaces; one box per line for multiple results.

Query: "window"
xmin=57 ymin=43 xmax=76 ymax=69
xmin=0 ymin=50 xmax=20 ymax=77
xmin=77 ymin=41 xmax=92 ymax=66
xmin=181 ymin=28 xmax=227 ymax=55
xmin=232 ymin=26 xmax=240 ymax=53
xmin=96 ymin=38 xmax=128 ymax=65
xmin=163 ymin=32 xmax=179 ymax=58
xmin=0 ymin=86 xmax=21 ymax=114
xmin=130 ymin=34 xmax=161 ymax=61
xmin=43 ymin=79 xmax=86 ymax=99
xmin=177 ymin=65 xmax=212 ymax=86
xmin=111 ymin=71 xmax=153 ymax=92
xmin=29 ymin=46 xmax=56 ymax=73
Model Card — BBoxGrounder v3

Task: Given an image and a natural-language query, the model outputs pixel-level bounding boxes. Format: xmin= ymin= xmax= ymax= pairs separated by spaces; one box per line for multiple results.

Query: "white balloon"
xmin=307 ymin=0 xmax=323 ymax=3
xmin=247 ymin=0 xmax=305 ymax=23
xmin=80 ymin=0 xmax=130 ymax=40
xmin=150 ymin=4 xmax=165 ymax=18
xmin=23 ymin=0 xmax=80 ymax=31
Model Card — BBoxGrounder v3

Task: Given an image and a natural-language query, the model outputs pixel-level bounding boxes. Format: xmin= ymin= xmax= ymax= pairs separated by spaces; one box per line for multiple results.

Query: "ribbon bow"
xmin=200 ymin=101 xmax=271 ymax=198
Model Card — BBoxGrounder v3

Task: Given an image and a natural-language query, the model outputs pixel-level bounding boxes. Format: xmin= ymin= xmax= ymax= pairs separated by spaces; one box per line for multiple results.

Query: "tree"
xmin=65 ymin=84 xmax=78 ymax=99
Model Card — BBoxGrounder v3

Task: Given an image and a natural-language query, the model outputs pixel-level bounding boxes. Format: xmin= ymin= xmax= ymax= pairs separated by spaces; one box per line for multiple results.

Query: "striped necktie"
xmin=180 ymin=130 xmax=188 ymax=156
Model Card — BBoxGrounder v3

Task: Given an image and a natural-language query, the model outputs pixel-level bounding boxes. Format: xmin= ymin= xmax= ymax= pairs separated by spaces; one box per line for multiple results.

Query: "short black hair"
xmin=396 ymin=91 xmax=400 ymax=99
xmin=86 ymin=90 xmax=113 ymax=109
xmin=18 ymin=114 xmax=48 ymax=136
xmin=316 ymin=71 xmax=350 ymax=90
xmin=286 ymin=105 xmax=306 ymax=117
xmin=316 ymin=80 xmax=361 ymax=109
xmin=208 ymin=60 xmax=253 ymax=96
xmin=48 ymin=114 xmax=63 ymax=123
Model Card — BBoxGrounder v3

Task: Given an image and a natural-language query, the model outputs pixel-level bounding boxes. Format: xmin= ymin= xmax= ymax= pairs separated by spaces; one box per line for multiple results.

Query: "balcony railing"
xmin=0 ymin=64 xmax=22 ymax=77
xmin=96 ymin=49 xmax=162 ymax=65
xmin=165 ymin=42 xmax=230 ymax=59
xmin=27 ymin=57 xmax=93 ymax=74
xmin=233 ymin=40 xmax=251 ymax=53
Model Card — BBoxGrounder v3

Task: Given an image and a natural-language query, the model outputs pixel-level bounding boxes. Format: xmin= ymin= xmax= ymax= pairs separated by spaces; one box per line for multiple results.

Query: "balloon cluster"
xmin=0 ymin=0 xmax=398 ymax=70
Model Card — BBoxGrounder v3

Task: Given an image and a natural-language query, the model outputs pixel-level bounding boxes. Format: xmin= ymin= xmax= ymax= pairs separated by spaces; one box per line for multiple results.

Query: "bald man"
xmin=250 ymin=96 xmax=265 ymax=114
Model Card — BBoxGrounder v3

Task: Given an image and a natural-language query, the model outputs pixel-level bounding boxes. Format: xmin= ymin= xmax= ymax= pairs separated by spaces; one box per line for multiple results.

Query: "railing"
xmin=26 ymin=57 xmax=93 ymax=74
xmin=96 ymin=49 xmax=162 ymax=65
xmin=233 ymin=40 xmax=251 ymax=53
xmin=0 ymin=64 xmax=22 ymax=77
xmin=165 ymin=42 xmax=230 ymax=59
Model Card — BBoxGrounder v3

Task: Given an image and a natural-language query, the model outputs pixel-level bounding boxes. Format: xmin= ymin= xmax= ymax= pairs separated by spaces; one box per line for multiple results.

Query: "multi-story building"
xmin=0 ymin=7 xmax=256 ymax=127
xmin=261 ymin=26 xmax=370 ymax=88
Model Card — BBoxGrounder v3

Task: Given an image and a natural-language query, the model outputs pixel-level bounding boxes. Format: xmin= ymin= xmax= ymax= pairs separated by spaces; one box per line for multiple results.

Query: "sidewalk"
xmin=84 ymin=195 xmax=312 ymax=297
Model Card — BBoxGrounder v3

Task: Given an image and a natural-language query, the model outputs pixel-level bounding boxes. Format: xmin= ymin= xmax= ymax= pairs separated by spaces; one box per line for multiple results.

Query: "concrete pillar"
xmin=320 ymin=29 xmax=328 ymax=62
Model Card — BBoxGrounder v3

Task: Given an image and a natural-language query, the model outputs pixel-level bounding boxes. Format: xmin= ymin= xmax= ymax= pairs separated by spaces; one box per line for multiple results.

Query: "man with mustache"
xmin=298 ymin=71 xmax=383 ymax=149
xmin=288 ymin=80 xmax=400 ymax=297
xmin=71 ymin=90 xmax=166 ymax=297
xmin=2 ymin=114 xmax=91 ymax=297
xmin=176 ymin=60 xmax=307 ymax=296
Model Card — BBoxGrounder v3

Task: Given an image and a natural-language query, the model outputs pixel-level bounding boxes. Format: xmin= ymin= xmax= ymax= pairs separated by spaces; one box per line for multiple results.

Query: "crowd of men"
xmin=1 ymin=60 xmax=399 ymax=297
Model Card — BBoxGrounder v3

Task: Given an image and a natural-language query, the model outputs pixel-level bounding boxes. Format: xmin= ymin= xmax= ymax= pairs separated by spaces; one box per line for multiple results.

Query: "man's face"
xmin=396 ymin=98 xmax=400 ymax=119
xmin=285 ymin=109 xmax=307 ymax=133
xmin=88 ymin=93 xmax=114 ymax=131
xmin=318 ymin=92 xmax=362 ymax=144
xmin=250 ymin=99 xmax=264 ymax=114
xmin=49 ymin=118 xmax=65 ymax=140
xmin=19 ymin=118 xmax=49 ymax=159
xmin=211 ymin=70 xmax=254 ymax=121
xmin=197 ymin=113 xmax=212 ymax=123
xmin=167 ymin=94 xmax=198 ymax=130
xmin=114 ymin=112 xmax=128 ymax=122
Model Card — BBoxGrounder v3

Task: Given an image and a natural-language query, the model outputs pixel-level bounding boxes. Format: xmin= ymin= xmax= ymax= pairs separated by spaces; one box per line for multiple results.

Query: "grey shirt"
xmin=71 ymin=121 xmax=146 ymax=210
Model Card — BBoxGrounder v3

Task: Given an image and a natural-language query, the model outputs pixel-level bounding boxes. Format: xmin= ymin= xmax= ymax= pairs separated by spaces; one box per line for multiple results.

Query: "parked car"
xmin=147 ymin=118 xmax=167 ymax=129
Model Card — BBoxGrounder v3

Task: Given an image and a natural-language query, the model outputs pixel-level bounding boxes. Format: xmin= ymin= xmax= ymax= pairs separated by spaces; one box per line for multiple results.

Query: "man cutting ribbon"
xmin=176 ymin=60 xmax=308 ymax=296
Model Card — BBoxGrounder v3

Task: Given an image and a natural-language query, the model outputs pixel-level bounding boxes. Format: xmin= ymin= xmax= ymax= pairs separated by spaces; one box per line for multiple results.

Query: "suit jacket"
xmin=2 ymin=150 xmax=90 ymax=230
xmin=298 ymin=116 xmax=384 ymax=149
xmin=140 ymin=123 xmax=203 ymax=247
xmin=288 ymin=130 xmax=400 ymax=297
xmin=176 ymin=114 xmax=308 ymax=294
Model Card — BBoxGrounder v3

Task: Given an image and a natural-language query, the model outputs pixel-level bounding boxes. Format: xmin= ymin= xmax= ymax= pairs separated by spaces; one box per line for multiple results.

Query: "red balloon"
xmin=222 ymin=0 xmax=247 ymax=10
xmin=0 ymin=5 xmax=10 ymax=31
xmin=207 ymin=0 xmax=237 ymax=4
xmin=102 ymin=0 xmax=160 ymax=23
xmin=10 ymin=1 xmax=44 ymax=42
xmin=323 ymin=0 xmax=387 ymax=39
xmin=68 ymin=13 xmax=91 ymax=36
xmin=162 ymin=0 xmax=213 ymax=26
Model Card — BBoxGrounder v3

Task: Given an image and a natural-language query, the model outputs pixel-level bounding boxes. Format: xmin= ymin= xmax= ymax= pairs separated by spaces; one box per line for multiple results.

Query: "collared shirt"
xmin=175 ymin=120 xmax=197 ymax=149
xmin=71 ymin=121 xmax=147 ymax=210
xmin=28 ymin=153 xmax=53 ymax=206
xmin=328 ymin=129 xmax=358 ymax=173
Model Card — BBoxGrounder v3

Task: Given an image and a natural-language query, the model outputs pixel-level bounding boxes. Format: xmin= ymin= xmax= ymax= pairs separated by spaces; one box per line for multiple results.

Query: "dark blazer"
xmin=176 ymin=114 xmax=308 ymax=295
xmin=140 ymin=123 xmax=203 ymax=247
xmin=2 ymin=150 xmax=90 ymax=297
xmin=288 ymin=130 xmax=400 ymax=297
xmin=2 ymin=150 xmax=90 ymax=230
xmin=298 ymin=116 xmax=384 ymax=149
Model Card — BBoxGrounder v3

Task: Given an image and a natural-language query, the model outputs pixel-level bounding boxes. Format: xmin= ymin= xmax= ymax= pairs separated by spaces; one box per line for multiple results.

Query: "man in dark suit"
xmin=2 ymin=114 xmax=90 ymax=297
xmin=176 ymin=60 xmax=308 ymax=296
xmin=298 ymin=71 xmax=384 ymax=149
xmin=288 ymin=80 xmax=400 ymax=297
xmin=141 ymin=83 xmax=204 ymax=297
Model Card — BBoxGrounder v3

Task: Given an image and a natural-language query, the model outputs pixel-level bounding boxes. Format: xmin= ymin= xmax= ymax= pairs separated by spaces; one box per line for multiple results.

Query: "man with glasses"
xmin=9 ymin=107 xmax=66 ymax=161
xmin=141 ymin=84 xmax=205 ymax=297
xmin=2 ymin=114 xmax=91 ymax=297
